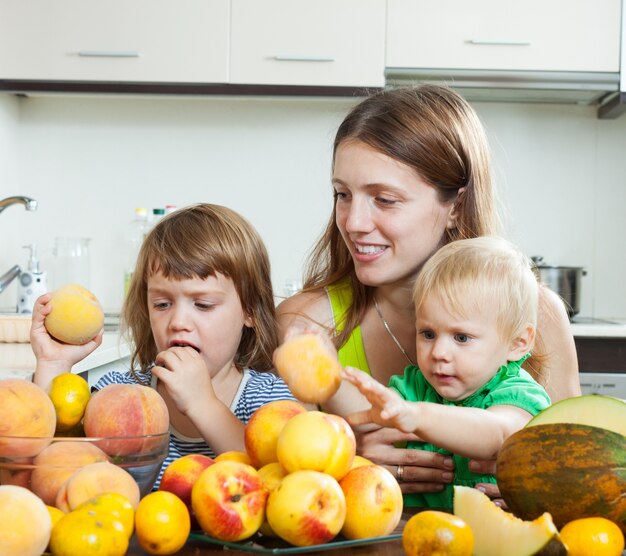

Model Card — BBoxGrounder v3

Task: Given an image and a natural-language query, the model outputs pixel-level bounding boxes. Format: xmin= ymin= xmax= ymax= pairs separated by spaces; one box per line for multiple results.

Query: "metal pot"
xmin=531 ymin=256 xmax=587 ymax=319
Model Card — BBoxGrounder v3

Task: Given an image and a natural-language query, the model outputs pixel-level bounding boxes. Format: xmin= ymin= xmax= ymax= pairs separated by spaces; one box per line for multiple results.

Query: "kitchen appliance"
xmin=531 ymin=256 xmax=586 ymax=319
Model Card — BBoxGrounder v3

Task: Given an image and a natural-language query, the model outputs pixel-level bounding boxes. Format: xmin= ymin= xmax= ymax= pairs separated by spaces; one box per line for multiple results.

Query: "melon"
xmin=527 ymin=394 xmax=626 ymax=436
xmin=497 ymin=423 xmax=626 ymax=534
xmin=453 ymin=485 xmax=560 ymax=556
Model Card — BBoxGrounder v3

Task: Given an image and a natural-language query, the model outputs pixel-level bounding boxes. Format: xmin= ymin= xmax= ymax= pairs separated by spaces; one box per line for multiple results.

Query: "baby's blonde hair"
xmin=413 ymin=237 xmax=538 ymax=343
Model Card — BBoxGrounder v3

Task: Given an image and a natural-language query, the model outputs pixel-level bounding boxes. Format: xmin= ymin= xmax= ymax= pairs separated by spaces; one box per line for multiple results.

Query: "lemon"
xmin=48 ymin=373 xmax=90 ymax=432
xmin=402 ymin=510 xmax=474 ymax=556
xmin=560 ymin=517 xmax=625 ymax=556
xmin=49 ymin=508 xmax=128 ymax=556
xmin=75 ymin=492 xmax=135 ymax=538
xmin=135 ymin=491 xmax=191 ymax=555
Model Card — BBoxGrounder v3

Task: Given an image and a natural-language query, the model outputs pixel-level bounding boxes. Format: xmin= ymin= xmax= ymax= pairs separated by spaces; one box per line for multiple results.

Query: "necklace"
xmin=373 ymin=297 xmax=415 ymax=366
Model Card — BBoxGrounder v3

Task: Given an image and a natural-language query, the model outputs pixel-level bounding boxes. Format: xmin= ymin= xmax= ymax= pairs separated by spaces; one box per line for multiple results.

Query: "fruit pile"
xmin=158 ymin=400 xmax=404 ymax=548
xmin=402 ymin=393 xmax=626 ymax=556
xmin=0 ymin=374 xmax=170 ymax=555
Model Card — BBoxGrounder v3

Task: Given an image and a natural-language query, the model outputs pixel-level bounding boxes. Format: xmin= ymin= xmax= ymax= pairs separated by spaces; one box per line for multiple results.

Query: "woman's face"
xmin=333 ymin=140 xmax=458 ymax=288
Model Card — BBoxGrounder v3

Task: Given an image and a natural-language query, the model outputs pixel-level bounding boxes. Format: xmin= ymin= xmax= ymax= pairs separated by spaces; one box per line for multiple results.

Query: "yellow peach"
xmin=44 ymin=283 xmax=104 ymax=345
xmin=277 ymin=411 xmax=356 ymax=480
xmin=274 ymin=334 xmax=341 ymax=404
xmin=244 ymin=399 xmax=307 ymax=469
xmin=0 ymin=485 xmax=52 ymax=556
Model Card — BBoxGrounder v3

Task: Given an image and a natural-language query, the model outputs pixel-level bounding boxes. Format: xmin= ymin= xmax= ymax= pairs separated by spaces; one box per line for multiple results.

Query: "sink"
xmin=0 ymin=314 xmax=31 ymax=343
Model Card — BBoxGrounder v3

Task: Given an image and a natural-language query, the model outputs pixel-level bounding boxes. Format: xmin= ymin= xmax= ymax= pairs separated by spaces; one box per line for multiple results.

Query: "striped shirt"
xmin=93 ymin=368 xmax=296 ymax=488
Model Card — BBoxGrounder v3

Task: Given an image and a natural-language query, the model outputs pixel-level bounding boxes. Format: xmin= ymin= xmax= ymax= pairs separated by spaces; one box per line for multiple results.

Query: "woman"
xmin=277 ymin=85 xmax=579 ymax=500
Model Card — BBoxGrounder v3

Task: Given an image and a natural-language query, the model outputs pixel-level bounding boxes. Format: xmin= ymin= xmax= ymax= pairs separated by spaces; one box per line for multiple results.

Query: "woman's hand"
xmin=356 ymin=427 xmax=454 ymax=494
xmin=469 ymin=458 xmax=507 ymax=507
xmin=31 ymin=293 xmax=103 ymax=389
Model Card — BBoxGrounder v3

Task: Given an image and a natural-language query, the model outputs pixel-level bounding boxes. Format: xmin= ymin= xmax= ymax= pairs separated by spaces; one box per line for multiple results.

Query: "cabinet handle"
xmin=467 ymin=39 xmax=531 ymax=46
xmin=272 ymin=54 xmax=335 ymax=62
xmin=78 ymin=50 xmax=141 ymax=58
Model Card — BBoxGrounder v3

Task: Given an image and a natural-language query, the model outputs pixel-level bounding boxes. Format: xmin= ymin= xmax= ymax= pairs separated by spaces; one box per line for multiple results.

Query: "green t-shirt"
xmin=389 ymin=356 xmax=551 ymax=509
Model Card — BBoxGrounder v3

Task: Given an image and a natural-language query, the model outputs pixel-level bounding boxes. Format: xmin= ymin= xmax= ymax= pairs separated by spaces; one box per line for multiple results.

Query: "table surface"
xmin=126 ymin=514 xmax=414 ymax=556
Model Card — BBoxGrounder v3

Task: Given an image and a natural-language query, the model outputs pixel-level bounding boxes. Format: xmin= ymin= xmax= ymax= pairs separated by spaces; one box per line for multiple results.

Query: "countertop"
xmin=0 ymin=331 xmax=130 ymax=380
xmin=570 ymin=318 xmax=626 ymax=338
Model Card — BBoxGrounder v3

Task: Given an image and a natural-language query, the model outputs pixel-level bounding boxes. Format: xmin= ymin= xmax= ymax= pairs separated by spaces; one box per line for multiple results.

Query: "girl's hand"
xmin=31 ymin=293 xmax=103 ymax=389
xmin=355 ymin=427 xmax=454 ymax=494
xmin=152 ymin=346 xmax=216 ymax=415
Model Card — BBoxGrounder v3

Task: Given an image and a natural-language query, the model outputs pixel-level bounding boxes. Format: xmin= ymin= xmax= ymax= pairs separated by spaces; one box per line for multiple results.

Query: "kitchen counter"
xmin=0 ymin=331 xmax=130 ymax=382
xmin=571 ymin=319 xmax=626 ymax=338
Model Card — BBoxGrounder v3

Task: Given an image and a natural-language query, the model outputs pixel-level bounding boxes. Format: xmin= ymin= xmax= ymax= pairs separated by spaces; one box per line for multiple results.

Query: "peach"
xmin=44 ymin=283 xmax=104 ymax=345
xmin=349 ymin=455 xmax=374 ymax=470
xmin=0 ymin=378 xmax=56 ymax=457
xmin=277 ymin=411 xmax=356 ymax=480
xmin=159 ymin=454 xmax=215 ymax=515
xmin=274 ymin=334 xmax=341 ymax=404
xmin=191 ymin=460 xmax=268 ymax=542
xmin=339 ymin=464 xmax=403 ymax=539
xmin=83 ymin=383 xmax=169 ymax=456
xmin=257 ymin=462 xmax=288 ymax=537
xmin=214 ymin=450 xmax=254 ymax=466
xmin=0 ymin=485 xmax=52 ymax=556
xmin=55 ymin=461 xmax=140 ymax=512
xmin=0 ymin=459 xmax=33 ymax=489
xmin=30 ymin=440 xmax=109 ymax=505
xmin=244 ymin=399 xmax=307 ymax=468
xmin=266 ymin=470 xmax=346 ymax=546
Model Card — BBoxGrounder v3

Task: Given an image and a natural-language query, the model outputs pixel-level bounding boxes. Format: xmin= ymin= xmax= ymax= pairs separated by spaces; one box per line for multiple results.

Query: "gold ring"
xmin=396 ymin=464 xmax=405 ymax=482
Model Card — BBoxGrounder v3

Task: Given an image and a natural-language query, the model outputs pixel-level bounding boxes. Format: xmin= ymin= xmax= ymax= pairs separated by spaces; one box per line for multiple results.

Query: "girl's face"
xmin=333 ymin=140 xmax=459 ymax=288
xmin=147 ymin=271 xmax=252 ymax=376
xmin=415 ymin=295 xmax=521 ymax=401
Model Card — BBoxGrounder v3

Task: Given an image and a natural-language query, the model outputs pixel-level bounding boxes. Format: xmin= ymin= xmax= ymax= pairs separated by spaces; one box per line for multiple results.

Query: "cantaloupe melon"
xmin=453 ymin=485 xmax=559 ymax=556
xmin=497 ymin=423 xmax=626 ymax=534
xmin=527 ymin=394 xmax=626 ymax=436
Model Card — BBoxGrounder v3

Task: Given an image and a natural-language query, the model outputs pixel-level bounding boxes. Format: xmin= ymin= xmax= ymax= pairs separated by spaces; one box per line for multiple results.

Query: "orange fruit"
xmin=135 ymin=490 xmax=191 ymax=555
xmin=402 ymin=510 xmax=474 ymax=556
xmin=214 ymin=450 xmax=253 ymax=466
xmin=560 ymin=517 xmax=625 ymax=556
xmin=75 ymin=492 xmax=135 ymax=538
xmin=49 ymin=508 xmax=128 ymax=556
xmin=48 ymin=373 xmax=91 ymax=432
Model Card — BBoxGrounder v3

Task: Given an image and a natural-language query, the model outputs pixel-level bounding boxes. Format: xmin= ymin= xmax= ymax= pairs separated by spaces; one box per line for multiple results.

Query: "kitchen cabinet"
xmin=386 ymin=0 xmax=621 ymax=73
xmin=0 ymin=0 xmax=229 ymax=83
xmin=229 ymin=0 xmax=386 ymax=87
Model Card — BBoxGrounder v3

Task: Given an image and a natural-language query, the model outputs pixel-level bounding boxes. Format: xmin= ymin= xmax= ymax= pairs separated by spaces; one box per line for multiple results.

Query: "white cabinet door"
xmin=386 ymin=0 xmax=621 ymax=73
xmin=0 ymin=0 xmax=229 ymax=83
xmin=230 ymin=0 xmax=386 ymax=87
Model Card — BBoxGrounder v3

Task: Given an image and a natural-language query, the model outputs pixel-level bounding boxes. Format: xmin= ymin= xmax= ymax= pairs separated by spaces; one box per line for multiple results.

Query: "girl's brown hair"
xmin=303 ymin=85 xmax=500 ymax=348
xmin=123 ymin=203 xmax=278 ymax=377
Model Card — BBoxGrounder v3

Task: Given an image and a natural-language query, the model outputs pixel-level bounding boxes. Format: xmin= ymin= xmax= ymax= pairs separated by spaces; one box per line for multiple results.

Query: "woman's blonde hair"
xmin=303 ymin=85 xmax=500 ymax=346
xmin=413 ymin=237 xmax=538 ymax=344
xmin=123 ymin=203 xmax=278 ymax=377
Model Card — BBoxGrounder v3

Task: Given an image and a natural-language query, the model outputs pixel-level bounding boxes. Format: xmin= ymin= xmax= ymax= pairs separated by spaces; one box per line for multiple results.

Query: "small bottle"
xmin=164 ymin=204 xmax=177 ymax=215
xmin=149 ymin=208 xmax=166 ymax=231
xmin=124 ymin=207 xmax=149 ymax=296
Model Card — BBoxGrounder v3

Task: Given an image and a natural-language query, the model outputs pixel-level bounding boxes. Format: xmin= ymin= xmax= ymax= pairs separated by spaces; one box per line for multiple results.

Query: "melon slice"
xmin=453 ymin=485 xmax=558 ymax=556
xmin=527 ymin=394 xmax=626 ymax=436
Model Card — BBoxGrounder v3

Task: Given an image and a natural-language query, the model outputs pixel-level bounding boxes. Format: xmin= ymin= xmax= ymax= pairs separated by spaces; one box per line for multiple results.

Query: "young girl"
xmin=341 ymin=236 xmax=551 ymax=509
xmin=32 ymin=203 xmax=296 ymax=481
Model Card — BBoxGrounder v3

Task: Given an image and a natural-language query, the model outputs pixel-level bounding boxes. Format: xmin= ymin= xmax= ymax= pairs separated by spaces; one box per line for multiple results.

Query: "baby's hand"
xmin=342 ymin=367 xmax=415 ymax=433
xmin=153 ymin=346 xmax=216 ymax=415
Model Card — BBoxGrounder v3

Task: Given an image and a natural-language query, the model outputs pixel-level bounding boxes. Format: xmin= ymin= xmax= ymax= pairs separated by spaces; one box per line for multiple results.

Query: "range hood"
xmin=385 ymin=68 xmax=621 ymax=115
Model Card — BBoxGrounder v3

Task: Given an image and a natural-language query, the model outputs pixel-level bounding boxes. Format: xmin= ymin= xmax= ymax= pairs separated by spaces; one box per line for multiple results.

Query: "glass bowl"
xmin=0 ymin=432 xmax=169 ymax=501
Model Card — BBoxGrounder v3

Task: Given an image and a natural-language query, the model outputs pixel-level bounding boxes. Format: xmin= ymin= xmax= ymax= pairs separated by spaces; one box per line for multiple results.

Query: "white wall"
xmin=1 ymin=93 xmax=625 ymax=318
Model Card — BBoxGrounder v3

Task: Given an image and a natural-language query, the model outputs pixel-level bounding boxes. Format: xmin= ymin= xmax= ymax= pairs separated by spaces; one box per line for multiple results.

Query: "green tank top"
xmin=326 ymin=281 xmax=371 ymax=375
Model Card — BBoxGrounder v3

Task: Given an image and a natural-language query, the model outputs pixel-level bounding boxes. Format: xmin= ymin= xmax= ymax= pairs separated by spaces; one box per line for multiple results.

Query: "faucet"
xmin=0 ymin=265 xmax=21 ymax=294
xmin=0 ymin=196 xmax=38 ymax=214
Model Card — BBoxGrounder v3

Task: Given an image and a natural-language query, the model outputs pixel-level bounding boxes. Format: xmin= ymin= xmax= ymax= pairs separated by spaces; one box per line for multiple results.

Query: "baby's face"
xmin=415 ymin=296 xmax=513 ymax=401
